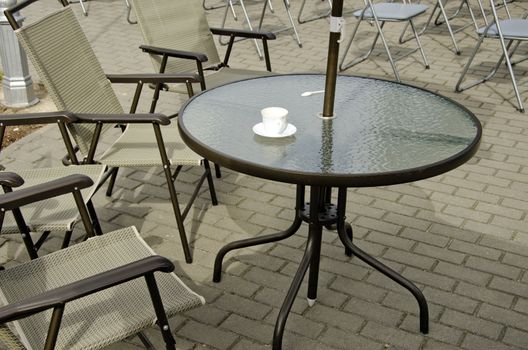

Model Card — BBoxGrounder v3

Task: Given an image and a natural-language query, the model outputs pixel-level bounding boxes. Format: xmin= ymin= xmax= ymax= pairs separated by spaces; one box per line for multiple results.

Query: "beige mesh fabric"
xmin=169 ymin=67 xmax=275 ymax=93
xmin=100 ymin=123 xmax=202 ymax=167
xmin=0 ymin=325 xmax=24 ymax=350
xmin=0 ymin=226 xmax=205 ymax=350
xmin=131 ymin=0 xmax=221 ymax=74
xmin=0 ymin=165 xmax=105 ymax=235
xmin=15 ymin=7 xmax=123 ymax=156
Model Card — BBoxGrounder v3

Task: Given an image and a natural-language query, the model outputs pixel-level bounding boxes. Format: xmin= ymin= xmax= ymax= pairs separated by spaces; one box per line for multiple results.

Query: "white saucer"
xmin=253 ymin=123 xmax=297 ymax=138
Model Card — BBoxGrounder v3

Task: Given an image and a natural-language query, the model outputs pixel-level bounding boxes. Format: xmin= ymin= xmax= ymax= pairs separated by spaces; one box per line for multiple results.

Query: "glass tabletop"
xmin=179 ymin=74 xmax=481 ymax=187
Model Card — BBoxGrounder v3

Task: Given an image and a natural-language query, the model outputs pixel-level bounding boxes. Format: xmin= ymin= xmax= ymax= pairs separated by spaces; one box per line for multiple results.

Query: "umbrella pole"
xmin=322 ymin=0 xmax=344 ymax=117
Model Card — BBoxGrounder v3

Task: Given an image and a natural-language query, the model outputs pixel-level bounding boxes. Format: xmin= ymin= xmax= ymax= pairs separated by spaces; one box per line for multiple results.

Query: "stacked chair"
xmin=339 ymin=0 xmax=430 ymax=82
xmin=455 ymin=0 xmax=528 ymax=112
xmin=5 ymin=0 xmax=219 ymax=264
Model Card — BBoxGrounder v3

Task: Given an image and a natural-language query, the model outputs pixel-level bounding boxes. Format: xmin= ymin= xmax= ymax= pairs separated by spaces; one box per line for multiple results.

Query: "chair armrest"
xmin=0 ymin=172 xmax=24 ymax=189
xmin=106 ymin=73 xmax=201 ymax=84
xmin=0 ymin=256 xmax=174 ymax=323
xmin=0 ymin=174 xmax=93 ymax=211
xmin=0 ymin=111 xmax=77 ymax=126
xmin=75 ymin=113 xmax=171 ymax=126
xmin=140 ymin=45 xmax=208 ymax=63
xmin=210 ymin=27 xmax=276 ymax=40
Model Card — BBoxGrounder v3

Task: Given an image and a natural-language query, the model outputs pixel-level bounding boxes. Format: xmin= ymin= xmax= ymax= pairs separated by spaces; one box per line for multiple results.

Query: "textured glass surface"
xmin=181 ymin=75 xmax=479 ymax=178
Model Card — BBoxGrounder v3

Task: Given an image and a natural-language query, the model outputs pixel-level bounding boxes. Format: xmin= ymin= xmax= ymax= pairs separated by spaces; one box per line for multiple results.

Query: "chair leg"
xmin=144 ymin=273 xmax=177 ymax=350
xmin=214 ymin=163 xmax=222 ymax=178
xmin=339 ymin=18 xmax=379 ymax=71
xmin=61 ymin=230 xmax=73 ymax=249
xmin=86 ymin=200 xmax=103 ymax=236
xmin=498 ymin=39 xmax=525 ymax=112
xmin=455 ymin=34 xmax=486 ymax=91
xmin=165 ymin=168 xmax=193 ymax=263
xmin=203 ymin=160 xmax=219 ymax=206
xmin=374 ymin=21 xmax=401 ymax=82
xmin=137 ymin=332 xmax=155 ymax=349
xmin=106 ymin=167 xmax=120 ymax=197
xmin=409 ymin=20 xmax=430 ymax=69
xmin=283 ymin=0 xmax=303 ymax=47
xmin=436 ymin=0 xmax=461 ymax=54
xmin=152 ymin=124 xmax=193 ymax=263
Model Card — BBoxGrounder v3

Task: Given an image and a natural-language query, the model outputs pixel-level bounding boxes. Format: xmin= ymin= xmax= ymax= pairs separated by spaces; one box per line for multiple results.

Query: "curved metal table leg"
xmin=338 ymin=223 xmax=429 ymax=333
xmin=273 ymin=235 xmax=315 ymax=349
xmin=213 ymin=186 xmax=305 ymax=282
xmin=336 ymin=187 xmax=428 ymax=334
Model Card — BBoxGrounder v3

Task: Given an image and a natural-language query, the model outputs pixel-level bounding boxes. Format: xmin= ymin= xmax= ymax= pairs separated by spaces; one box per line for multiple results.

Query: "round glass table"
xmin=179 ymin=74 xmax=481 ymax=349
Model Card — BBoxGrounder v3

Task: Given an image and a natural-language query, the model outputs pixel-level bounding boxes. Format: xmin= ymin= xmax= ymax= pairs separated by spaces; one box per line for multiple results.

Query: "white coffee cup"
xmin=261 ymin=107 xmax=288 ymax=134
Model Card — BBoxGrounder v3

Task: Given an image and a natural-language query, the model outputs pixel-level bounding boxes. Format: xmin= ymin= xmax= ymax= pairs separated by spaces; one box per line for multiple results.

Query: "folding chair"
xmin=131 ymin=0 xmax=276 ymax=93
xmin=0 ymin=112 xmax=105 ymax=259
xmin=0 ymin=173 xmax=204 ymax=349
xmin=339 ymin=0 xmax=430 ymax=82
xmin=455 ymin=0 xmax=528 ymax=112
xmin=5 ymin=0 xmax=218 ymax=263
xmin=399 ymin=0 xmax=487 ymax=55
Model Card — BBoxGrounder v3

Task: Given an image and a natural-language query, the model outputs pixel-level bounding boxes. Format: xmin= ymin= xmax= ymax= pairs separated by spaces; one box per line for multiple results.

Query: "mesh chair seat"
xmin=0 ymin=165 xmax=105 ymax=235
xmin=353 ymin=3 xmax=429 ymax=20
xmin=0 ymin=226 xmax=205 ymax=350
xmin=476 ymin=19 xmax=528 ymax=38
xmin=100 ymin=123 xmax=202 ymax=167
xmin=169 ymin=68 xmax=275 ymax=93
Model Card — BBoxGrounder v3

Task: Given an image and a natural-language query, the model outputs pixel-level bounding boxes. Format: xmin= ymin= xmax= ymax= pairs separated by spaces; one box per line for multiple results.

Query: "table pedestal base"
xmin=212 ymin=185 xmax=429 ymax=349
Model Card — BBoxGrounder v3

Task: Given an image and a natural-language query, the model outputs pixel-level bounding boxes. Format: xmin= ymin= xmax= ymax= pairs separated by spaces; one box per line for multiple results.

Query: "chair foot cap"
xmin=307 ymin=298 xmax=316 ymax=307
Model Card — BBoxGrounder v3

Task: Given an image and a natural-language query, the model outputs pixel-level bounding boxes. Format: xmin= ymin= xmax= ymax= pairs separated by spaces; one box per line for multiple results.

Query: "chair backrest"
xmin=131 ymin=0 xmax=221 ymax=74
xmin=15 ymin=7 xmax=124 ymax=156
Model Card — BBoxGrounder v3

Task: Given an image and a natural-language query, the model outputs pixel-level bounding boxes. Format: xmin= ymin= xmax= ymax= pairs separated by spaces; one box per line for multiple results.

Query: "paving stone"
xmin=344 ymin=297 xmax=405 ymax=327
xmin=461 ymin=334 xmax=520 ymax=350
xmin=455 ymin=281 xmax=514 ymax=309
xmin=478 ymin=303 xmax=528 ymax=332
xmin=414 ymin=243 xmax=466 ymax=264
xmin=440 ymin=309 xmax=503 ymax=340
xmin=304 ymin=304 xmax=365 ymax=333
xmin=320 ymin=327 xmax=384 ymax=350
xmin=361 ymin=321 xmax=424 ymax=350
xmin=401 ymin=315 xmax=463 ymax=345
xmin=466 ymin=256 xmax=521 ymax=279
xmin=179 ymin=320 xmax=238 ymax=349
xmin=434 ymin=261 xmax=492 ymax=286
xmin=502 ymin=328 xmax=528 ymax=349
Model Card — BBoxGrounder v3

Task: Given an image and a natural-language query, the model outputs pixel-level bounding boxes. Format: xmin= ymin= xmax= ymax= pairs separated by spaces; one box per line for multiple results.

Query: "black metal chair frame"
xmin=0 ymin=113 xmax=103 ymax=259
xmin=0 ymin=173 xmax=179 ymax=349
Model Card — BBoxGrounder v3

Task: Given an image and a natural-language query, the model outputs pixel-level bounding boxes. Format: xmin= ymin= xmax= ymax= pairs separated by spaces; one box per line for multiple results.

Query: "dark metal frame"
xmin=0 ymin=175 xmax=179 ymax=349
xmin=5 ymin=1 xmax=219 ymax=263
xmin=178 ymin=73 xmax=482 ymax=348
xmin=213 ymin=185 xmax=429 ymax=349
xmin=0 ymin=112 xmax=103 ymax=258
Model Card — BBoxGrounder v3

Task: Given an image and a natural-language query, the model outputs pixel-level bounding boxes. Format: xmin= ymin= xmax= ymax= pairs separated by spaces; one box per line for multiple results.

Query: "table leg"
xmin=336 ymin=187 xmax=429 ymax=334
xmin=212 ymin=185 xmax=305 ymax=283
xmin=307 ymin=186 xmax=324 ymax=306
xmin=273 ymin=231 xmax=315 ymax=349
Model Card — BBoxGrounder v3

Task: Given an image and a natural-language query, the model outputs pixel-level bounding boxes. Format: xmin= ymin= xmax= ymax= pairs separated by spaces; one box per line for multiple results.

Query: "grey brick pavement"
xmin=2 ymin=0 xmax=528 ymax=348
